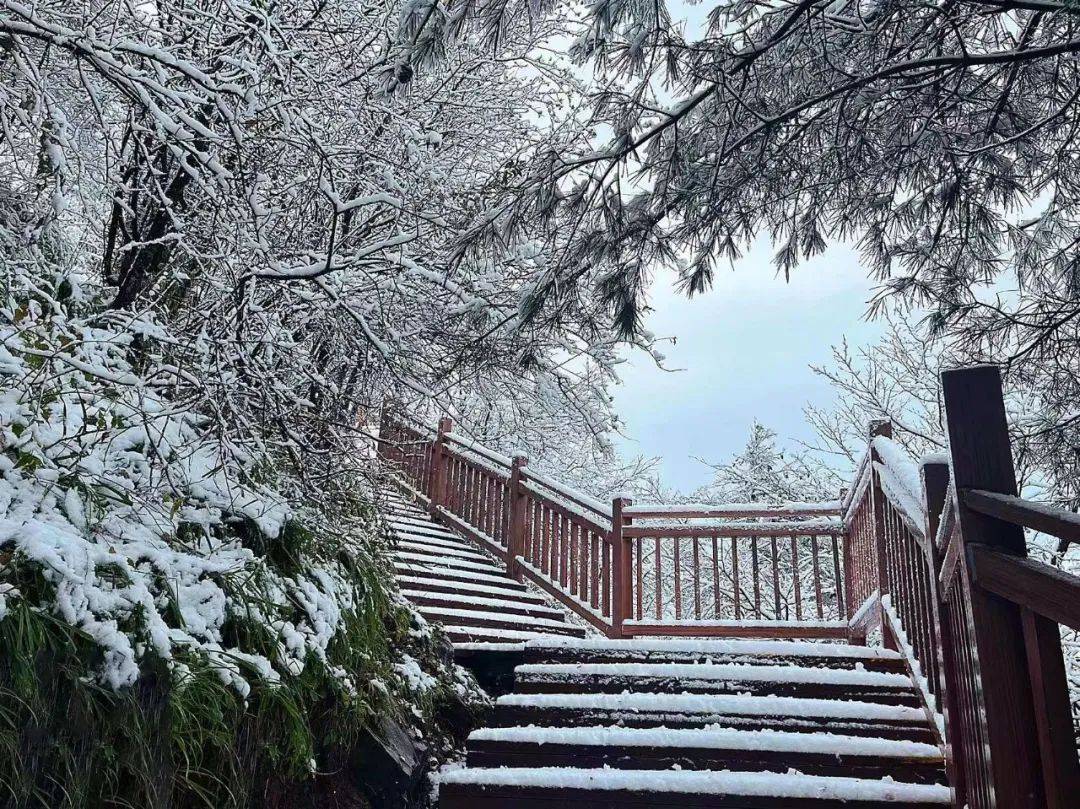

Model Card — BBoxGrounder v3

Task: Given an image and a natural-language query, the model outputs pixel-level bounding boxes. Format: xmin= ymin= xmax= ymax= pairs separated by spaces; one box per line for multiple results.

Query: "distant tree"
xmin=805 ymin=314 xmax=1079 ymax=512
xmin=694 ymin=422 xmax=842 ymax=505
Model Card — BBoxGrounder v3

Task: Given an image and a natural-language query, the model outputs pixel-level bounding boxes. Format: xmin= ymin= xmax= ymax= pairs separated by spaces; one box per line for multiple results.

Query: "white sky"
xmin=613 ymin=235 xmax=883 ymax=492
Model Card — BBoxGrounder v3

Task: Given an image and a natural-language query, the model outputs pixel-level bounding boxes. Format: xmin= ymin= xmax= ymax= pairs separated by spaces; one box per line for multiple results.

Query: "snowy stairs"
xmin=439 ymin=638 xmax=951 ymax=808
xmin=384 ymin=493 xmax=587 ymax=644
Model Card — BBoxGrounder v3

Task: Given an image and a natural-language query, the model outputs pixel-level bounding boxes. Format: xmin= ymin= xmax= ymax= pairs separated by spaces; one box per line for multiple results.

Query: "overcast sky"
xmin=612 ymin=235 xmax=883 ymax=493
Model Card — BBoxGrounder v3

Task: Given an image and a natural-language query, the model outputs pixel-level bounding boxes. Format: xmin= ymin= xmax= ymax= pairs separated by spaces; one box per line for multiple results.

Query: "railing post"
xmin=840 ymin=486 xmax=857 ymax=631
xmin=921 ymin=460 xmax=953 ymax=757
xmin=610 ymin=497 xmax=633 ymax=638
xmin=507 ymin=455 xmax=528 ymax=581
xmin=868 ymin=419 xmax=897 ymax=650
xmin=941 ymin=364 xmax=1067 ymax=808
xmin=429 ymin=416 xmax=452 ymax=517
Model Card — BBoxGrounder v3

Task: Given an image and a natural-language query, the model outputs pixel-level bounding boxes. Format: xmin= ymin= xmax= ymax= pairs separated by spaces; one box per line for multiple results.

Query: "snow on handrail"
xmin=622 ymin=517 xmax=844 ymax=538
xmin=840 ymin=447 xmax=873 ymax=520
xmin=872 ymin=436 xmax=928 ymax=538
xmin=520 ymin=467 xmax=612 ymax=518
xmin=444 ymin=431 xmax=514 ymax=469
xmin=624 ymin=501 xmax=841 ymax=519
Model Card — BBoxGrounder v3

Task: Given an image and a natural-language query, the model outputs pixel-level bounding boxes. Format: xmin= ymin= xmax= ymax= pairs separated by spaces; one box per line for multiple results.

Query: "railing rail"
xmin=376 ymin=364 xmax=1080 ymax=808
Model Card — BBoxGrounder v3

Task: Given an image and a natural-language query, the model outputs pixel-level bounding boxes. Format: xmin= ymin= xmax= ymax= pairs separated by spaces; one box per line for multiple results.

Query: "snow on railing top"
xmin=624 ymin=501 xmax=841 ymax=519
xmin=841 ymin=448 xmax=874 ymax=522
xmin=445 ymin=431 xmax=514 ymax=469
xmin=871 ymin=436 xmax=928 ymax=537
xmin=521 ymin=467 xmax=612 ymax=519
xmin=622 ymin=517 xmax=844 ymax=537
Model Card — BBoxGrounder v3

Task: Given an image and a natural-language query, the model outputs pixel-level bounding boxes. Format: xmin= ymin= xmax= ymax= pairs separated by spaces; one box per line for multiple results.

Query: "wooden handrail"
xmin=962 ymin=488 xmax=1080 ymax=546
xmin=378 ymin=407 xmax=850 ymax=640
xmin=623 ymin=522 xmax=842 ymax=539
xmin=624 ymin=503 xmax=841 ymax=519
xmin=969 ymin=544 xmax=1080 ymax=631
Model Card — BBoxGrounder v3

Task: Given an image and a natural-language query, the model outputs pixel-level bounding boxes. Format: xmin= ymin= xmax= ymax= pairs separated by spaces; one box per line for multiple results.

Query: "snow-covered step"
xmin=491 ymin=691 xmax=936 ymax=743
xmin=414 ymin=607 xmax=586 ymax=637
xmin=444 ymin=626 xmax=569 ymax=644
xmin=512 ymin=662 xmax=919 ymax=705
xmin=523 ymin=637 xmax=907 ymax=673
xmin=394 ymin=550 xmax=504 ymax=575
xmin=388 ymin=525 xmax=475 ymax=549
xmin=388 ymin=519 xmax=466 ymax=541
xmin=438 ymin=767 xmax=952 ymax=808
xmin=465 ymin=725 xmax=945 ymax=784
xmin=402 ymin=590 xmax=563 ymax=619
xmin=395 ymin=565 xmax=533 ymax=591
xmin=396 ymin=573 xmax=544 ymax=602
xmin=382 ymin=499 xmax=426 ymax=516
xmin=396 ymin=539 xmax=493 ymax=563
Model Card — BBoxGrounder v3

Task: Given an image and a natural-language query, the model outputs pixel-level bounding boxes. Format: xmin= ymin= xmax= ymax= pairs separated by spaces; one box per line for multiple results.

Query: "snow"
xmin=437 ymin=766 xmax=951 ymax=802
xmin=397 ymin=575 xmax=541 ymax=600
xmin=871 ymin=436 xmax=927 ymax=534
xmin=395 ymin=653 xmax=437 ymax=692
xmin=390 ymin=531 xmax=474 ymax=553
xmin=0 ymin=276 xmax=364 ymax=694
xmin=849 ymin=589 xmax=881 ymax=627
xmin=468 ymin=724 xmax=942 ymax=758
xmin=625 ymin=517 xmax=844 ymax=534
xmin=396 ymin=539 xmax=489 ymax=562
xmin=525 ymin=636 xmax=902 ymax=660
xmin=418 ymin=607 xmax=575 ymax=631
xmin=453 ymin=641 xmax=528 ymax=652
xmin=521 ymin=469 xmax=612 ymax=520
xmin=394 ymin=550 xmax=500 ymax=573
xmin=624 ymin=501 xmax=842 ymax=517
xmin=514 ymin=662 xmax=912 ymax=688
xmin=881 ymin=595 xmax=945 ymax=738
xmin=495 ymin=691 xmax=928 ymax=722
xmin=444 ymin=625 xmax=564 ymax=641
xmin=624 ymin=618 xmax=848 ymax=630
xmin=394 ymin=560 xmax=522 ymax=587
xmin=401 ymin=589 xmax=560 ymax=615
xmin=444 ymin=432 xmax=514 ymax=470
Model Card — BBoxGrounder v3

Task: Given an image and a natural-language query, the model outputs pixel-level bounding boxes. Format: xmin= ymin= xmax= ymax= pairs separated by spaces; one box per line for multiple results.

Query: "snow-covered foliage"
xmin=0 ymin=0 xmax=597 ymax=802
xmin=3 ymin=265 xmax=341 ymax=692
xmin=0 ymin=0 xmax=641 ymax=498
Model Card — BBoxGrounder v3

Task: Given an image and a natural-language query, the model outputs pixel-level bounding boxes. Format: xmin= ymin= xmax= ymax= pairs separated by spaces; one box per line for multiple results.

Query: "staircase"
xmin=438 ymin=638 xmax=951 ymax=807
xmin=383 ymin=491 xmax=587 ymax=644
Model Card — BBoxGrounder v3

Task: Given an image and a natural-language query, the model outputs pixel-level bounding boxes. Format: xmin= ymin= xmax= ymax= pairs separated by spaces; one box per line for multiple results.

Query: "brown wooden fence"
xmin=378 ymin=408 xmax=844 ymax=639
xmin=377 ymin=364 xmax=1080 ymax=807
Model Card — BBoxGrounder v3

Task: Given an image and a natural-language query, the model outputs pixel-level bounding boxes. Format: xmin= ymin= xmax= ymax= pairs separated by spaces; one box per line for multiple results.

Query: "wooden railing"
xmin=840 ymin=367 xmax=1080 ymax=808
xmin=618 ymin=504 xmax=847 ymax=638
xmin=377 ymin=409 xmax=844 ymax=639
xmin=378 ymin=365 xmax=1080 ymax=807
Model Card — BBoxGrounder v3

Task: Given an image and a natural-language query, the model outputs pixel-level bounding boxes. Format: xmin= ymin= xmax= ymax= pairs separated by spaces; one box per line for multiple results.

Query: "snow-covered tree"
xmin=0 ymin=1 xmax=629 ymax=804
xmin=693 ymin=422 xmax=842 ymax=505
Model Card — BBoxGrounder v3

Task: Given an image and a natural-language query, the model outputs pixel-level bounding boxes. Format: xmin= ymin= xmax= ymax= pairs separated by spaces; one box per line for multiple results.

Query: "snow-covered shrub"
xmin=0 ymin=260 xmax=483 ymax=806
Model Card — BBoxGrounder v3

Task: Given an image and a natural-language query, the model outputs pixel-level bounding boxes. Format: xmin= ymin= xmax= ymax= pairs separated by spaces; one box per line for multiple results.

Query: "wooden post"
xmin=941 ymin=365 xmax=1047 ymax=808
xmin=507 ymin=455 xmax=528 ymax=581
xmin=429 ymin=416 xmax=452 ymax=517
xmin=869 ymin=419 xmax=897 ymax=650
xmin=610 ymin=497 xmax=633 ymax=638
